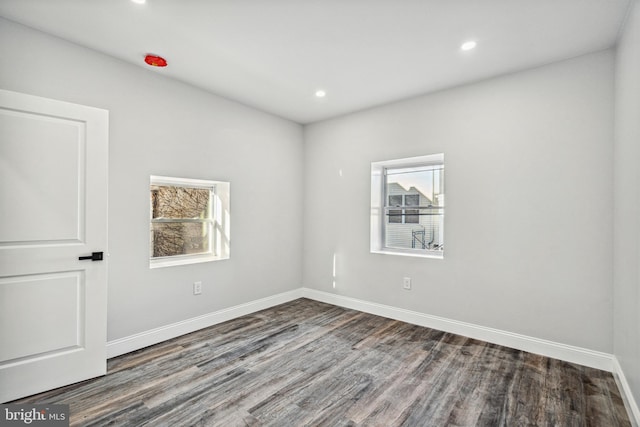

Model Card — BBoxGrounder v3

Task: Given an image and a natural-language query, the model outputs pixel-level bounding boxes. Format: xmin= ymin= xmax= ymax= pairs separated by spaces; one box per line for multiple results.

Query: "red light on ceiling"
xmin=144 ymin=54 xmax=167 ymax=67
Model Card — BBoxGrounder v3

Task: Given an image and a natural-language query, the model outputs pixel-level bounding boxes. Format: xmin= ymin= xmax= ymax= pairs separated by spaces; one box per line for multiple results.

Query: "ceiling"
xmin=0 ymin=0 xmax=631 ymax=124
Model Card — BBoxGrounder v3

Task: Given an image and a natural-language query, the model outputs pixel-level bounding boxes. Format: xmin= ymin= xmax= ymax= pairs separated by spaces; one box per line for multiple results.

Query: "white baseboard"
xmin=106 ymin=289 xmax=304 ymax=358
xmin=300 ymin=288 xmax=613 ymax=372
xmin=109 ymin=287 xmax=614 ymax=370
xmin=107 ymin=287 xmax=639 ymax=422
xmin=613 ymin=356 xmax=640 ymax=426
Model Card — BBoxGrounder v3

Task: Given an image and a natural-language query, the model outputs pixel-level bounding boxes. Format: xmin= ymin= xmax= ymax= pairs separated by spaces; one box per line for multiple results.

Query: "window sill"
xmin=150 ymin=254 xmax=229 ymax=269
xmin=370 ymin=249 xmax=443 ymax=259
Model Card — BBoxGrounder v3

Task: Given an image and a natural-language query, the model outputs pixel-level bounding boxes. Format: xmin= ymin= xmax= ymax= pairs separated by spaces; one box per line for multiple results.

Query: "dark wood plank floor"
xmin=14 ymin=298 xmax=631 ymax=426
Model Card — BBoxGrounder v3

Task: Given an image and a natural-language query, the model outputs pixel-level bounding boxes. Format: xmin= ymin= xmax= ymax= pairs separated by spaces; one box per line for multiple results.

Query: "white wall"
xmin=614 ymin=0 xmax=640 ymax=410
xmin=304 ymin=50 xmax=615 ymax=352
xmin=0 ymin=18 xmax=304 ymax=341
xmin=0 ymin=15 xmax=625 ymax=366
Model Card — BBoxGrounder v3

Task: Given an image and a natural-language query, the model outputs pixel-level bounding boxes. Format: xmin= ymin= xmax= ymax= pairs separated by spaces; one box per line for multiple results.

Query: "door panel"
xmin=0 ymin=272 xmax=83 ymax=363
xmin=0 ymin=89 xmax=108 ymax=403
xmin=0 ymin=110 xmax=84 ymax=243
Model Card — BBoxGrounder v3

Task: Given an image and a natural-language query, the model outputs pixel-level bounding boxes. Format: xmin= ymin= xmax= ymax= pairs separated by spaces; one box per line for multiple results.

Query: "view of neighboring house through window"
xmin=371 ymin=154 xmax=444 ymax=258
xmin=150 ymin=176 xmax=230 ymax=268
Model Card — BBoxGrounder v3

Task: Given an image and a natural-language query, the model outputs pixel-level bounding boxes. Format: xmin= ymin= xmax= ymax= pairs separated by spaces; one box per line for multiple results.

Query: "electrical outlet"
xmin=403 ymin=277 xmax=411 ymax=290
xmin=193 ymin=281 xmax=202 ymax=295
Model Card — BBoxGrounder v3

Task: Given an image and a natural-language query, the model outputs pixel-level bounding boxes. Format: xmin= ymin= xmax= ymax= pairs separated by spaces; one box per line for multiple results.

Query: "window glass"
xmin=151 ymin=186 xmax=210 ymax=220
xmin=371 ymin=154 xmax=444 ymax=258
xmin=405 ymin=194 xmax=420 ymax=224
xmin=388 ymin=195 xmax=403 ymax=223
xmin=150 ymin=176 xmax=230 ymax=268
xmin=150 ymin=186 xmax=212 ymax=258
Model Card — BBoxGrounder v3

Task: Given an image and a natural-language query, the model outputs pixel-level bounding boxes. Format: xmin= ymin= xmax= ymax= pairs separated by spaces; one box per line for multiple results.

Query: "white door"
xmin=0 ymin=89 xmax=108 ymax=403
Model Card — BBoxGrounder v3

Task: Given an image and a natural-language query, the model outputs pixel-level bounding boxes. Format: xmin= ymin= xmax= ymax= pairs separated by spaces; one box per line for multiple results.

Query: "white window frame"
xmin=150 ymin=175 xmax=230 ymax=269
xmin=370 ymin=153 xmax=444 ymax=259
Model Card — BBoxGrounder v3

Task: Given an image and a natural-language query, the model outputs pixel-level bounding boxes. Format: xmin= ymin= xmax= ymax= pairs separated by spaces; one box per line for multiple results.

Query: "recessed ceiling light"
xmin=460 ymin=41 xmax=477 ymax=51
xmin=131 ymin=0 xmax=146 ymax=4
xmin=315 ymin=90 xmax=326 ymax=98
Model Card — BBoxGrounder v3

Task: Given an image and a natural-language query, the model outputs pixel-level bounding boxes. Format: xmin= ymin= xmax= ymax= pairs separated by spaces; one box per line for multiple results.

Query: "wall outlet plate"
xmin=193 ymin=281 xmax=202 ymax=295
xmin=403 ymin=277 xmax=411 ymax=290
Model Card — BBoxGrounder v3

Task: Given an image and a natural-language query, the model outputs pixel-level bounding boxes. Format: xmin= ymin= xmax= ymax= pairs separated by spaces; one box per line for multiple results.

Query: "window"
xmin=371 ymin=154 xmax=444 ymax=258
xmin=388 ymin=194 xmax=419 ymax=224
xmin=150 ymin=176 xmax=230 ymax=268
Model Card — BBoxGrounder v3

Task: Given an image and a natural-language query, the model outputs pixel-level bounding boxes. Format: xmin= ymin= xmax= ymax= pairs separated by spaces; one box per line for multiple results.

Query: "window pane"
xmin=388 ymin=195 xmax=402 ymax=206
xmin=388 ymin=195 xmax=403 ymax=223
xmin=388 ymin=209 xmax=402 ymax=223
xmin=372 ymin=153 xmax=444 ymax=257
xmin=404 ymin=194 xmax=419 ymax=223
xmin=384 ymin=164 xmax=444 ymax=250
xmin=385 ymin=211 xmax=443 ymax=250
xmin=386 ymin=166 xmax=444 ymax=204
xmin=150 ymin=222 xmax=210 ymax=258
xmin=405 ymin=209 xmax=419 ymax=224
xmin=405 ymin=194 xmax=419 ymax=206
xmin=151 ymin=186 xmax=210 ymax=219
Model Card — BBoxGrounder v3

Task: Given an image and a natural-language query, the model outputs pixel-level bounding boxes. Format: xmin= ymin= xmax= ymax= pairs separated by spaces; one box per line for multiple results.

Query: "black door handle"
xmin=79 ymin=252 xmax=104 ymax=261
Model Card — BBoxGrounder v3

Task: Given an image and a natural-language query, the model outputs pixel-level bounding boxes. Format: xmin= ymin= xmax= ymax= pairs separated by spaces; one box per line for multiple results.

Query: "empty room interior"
xmin=1 ymin=0 xmax=639 ymax=425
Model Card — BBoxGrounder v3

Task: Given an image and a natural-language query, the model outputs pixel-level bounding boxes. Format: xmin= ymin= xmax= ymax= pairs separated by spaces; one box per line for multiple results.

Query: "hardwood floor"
xmin=15 ymin=298 xmax=631 ymax=426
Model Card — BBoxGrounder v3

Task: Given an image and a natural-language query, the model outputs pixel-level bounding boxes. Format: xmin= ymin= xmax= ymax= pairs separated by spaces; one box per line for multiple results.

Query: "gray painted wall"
xmin=2 ymin=14 xmax=634 ymax=400
xmin=303 ymin=50 xmax=615 ymax=352
xmin=614 ymin=0 xmax=640 ymax=409
xmin=0 ymin=18 xmax=304 ymax=341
